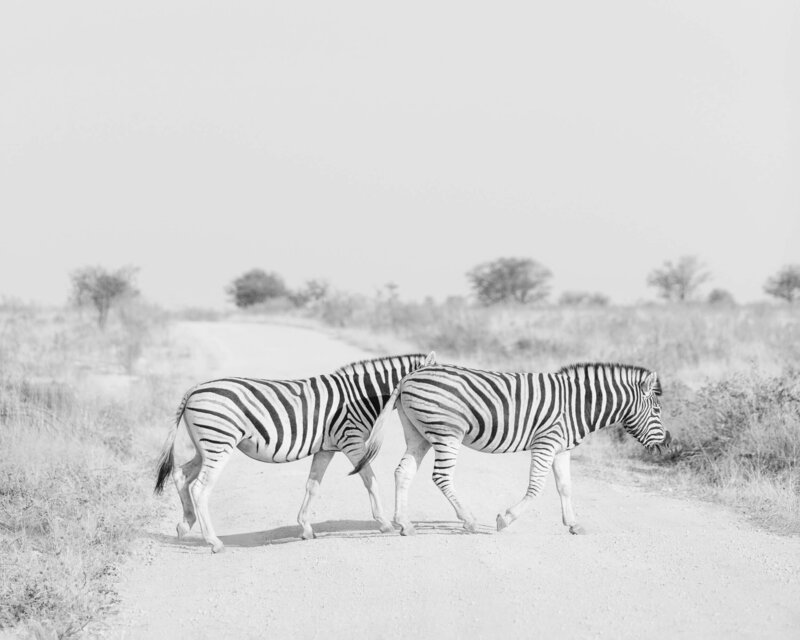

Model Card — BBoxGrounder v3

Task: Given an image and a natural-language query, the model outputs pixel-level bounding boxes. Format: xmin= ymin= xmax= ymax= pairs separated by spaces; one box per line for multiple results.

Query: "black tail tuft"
xmin=349 ymin=442 xmax=378 ymax=476
xmin=154 ymin=446 xmax=174 ymax=495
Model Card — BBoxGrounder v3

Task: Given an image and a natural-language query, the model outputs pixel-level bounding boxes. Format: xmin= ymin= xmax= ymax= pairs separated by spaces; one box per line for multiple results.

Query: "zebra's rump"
xmin=184 ymin=377 xmax=342 ymax=463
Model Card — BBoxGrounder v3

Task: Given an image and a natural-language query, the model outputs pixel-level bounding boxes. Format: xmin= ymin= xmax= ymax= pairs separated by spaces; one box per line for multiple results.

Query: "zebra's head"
xmin=622 ymin=371 xmax=671 ymax=452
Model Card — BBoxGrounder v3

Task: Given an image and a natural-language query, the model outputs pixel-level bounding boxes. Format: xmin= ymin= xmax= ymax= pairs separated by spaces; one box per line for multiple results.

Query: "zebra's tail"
xmin=349 ymin=383 xmax=403 ymax=476
xmin=154 ymin=389 xmax=193 ymax=495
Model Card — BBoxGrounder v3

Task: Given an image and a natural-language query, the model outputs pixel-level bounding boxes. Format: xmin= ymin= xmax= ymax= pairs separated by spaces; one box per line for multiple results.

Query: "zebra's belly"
xmin=236 ymin=435 xmax=318 ymax=463
xmin=458 ymin=421 xmax=531 ymax=453
xmin=461 ymin=439 xmax=529 ymax=454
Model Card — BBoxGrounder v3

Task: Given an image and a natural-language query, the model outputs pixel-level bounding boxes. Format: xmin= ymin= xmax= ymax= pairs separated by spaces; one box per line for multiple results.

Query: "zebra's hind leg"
xmin=173 ymin=454 xmax=202 ymax=539
xmin=188 ymin=452 xmax=234 ymax=554
xmin=342 ymin=448 xmax=394 ymax=534
xmin=393 ymin=408 xmax=431 ymax=536
xmin=430 ymin=437 xmax=478 ymax=533
xmin=552 ymin=450 xmax=584 ymax=535
xmin=297 ymin=450 xmax=335 ymax=540
xmin=497 ymin=441 xmax=557 ymax=532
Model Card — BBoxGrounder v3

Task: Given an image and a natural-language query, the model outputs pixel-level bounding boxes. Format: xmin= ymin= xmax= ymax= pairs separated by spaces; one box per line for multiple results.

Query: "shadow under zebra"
xmin=151 ymin=518 xmax=494 ymax=549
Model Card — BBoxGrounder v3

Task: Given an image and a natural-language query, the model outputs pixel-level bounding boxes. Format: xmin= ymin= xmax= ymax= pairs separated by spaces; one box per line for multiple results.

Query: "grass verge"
xmin=0 ymin=302 xmax=186 ymax=638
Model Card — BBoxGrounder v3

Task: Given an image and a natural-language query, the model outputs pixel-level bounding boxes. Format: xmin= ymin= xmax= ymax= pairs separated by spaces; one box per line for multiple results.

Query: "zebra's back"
xmin=398 ymin=364 xmax=564 ymax=454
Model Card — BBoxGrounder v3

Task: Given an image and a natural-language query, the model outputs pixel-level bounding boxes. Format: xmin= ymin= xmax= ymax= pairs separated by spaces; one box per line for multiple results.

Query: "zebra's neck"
xmin=334 ymin=353 xmax=429 ymax=417
xmin=557 ymin=364 xmax=641 ymax=444
xmin=334 ymin=353 xmax=428 ymax=379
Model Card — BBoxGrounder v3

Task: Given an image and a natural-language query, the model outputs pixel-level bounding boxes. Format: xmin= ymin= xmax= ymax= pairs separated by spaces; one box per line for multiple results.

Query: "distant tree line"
xmin=645 ymin=256 xmax=800 ymax=305
xmin=65 ymin=258 xmax=800 ymax=322
xmin=225 ymin=259 xmax=800 ymax=309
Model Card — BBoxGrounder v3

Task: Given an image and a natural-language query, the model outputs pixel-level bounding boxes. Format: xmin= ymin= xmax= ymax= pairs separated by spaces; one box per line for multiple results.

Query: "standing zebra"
xmin=352 ymin=362 xmax=669 ymax=535
xmin=154 ymin=352 xmax=435 ymax=552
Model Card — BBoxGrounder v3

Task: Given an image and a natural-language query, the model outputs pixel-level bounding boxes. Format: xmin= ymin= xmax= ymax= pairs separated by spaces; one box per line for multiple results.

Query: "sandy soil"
xmin=100 ymin=321 xmax=800 ymax=639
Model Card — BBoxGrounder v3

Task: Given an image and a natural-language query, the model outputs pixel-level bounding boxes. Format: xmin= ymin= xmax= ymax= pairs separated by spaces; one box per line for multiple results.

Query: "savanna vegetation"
xmin=0 ymin=297 xmax=193 ymax=638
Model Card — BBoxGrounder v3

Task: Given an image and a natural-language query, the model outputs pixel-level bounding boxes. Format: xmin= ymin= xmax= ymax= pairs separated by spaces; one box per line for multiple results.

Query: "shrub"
xmin=226 ymin=269 xmax=288 ymax=308
xmin=707 ymin=288 xmax=736 ymax=306
xmin=764 ymin=265 xmax=800 ymax=303
xmin=558 ymin=291 xmax=610 ymax=306
xmin=668 ymin=371 xmax=800 ymax=481
xmin=289 ymin=279 xmax=329 ymax=308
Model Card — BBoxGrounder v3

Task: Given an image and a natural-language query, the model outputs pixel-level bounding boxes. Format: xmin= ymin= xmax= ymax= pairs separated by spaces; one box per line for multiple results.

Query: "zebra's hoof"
xmin=463 ymin=520 xmax=479 ymax=534
xmin=496 ymin=513 xmax=511 ymax=531
xmin=211 ymin=542 xmax=225 ymax=554
xmin=378 ymin=522 xmax=395 ymax=534
xmin=569 ymin=524 xmax=585 ymax=535
xmin=399 ymin=523 xmax=417 ymax=536
xmin=176 ymin=522 xmax=190 ymax=539
xmin=301 ymin=529 xmax=316 ymax=540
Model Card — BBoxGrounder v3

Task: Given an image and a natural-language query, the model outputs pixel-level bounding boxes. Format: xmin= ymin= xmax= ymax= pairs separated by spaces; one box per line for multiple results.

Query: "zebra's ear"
xmin=641 ymin=372 xmax=660 ymax=397
xmin=424 ymin=351 xmax=436 ymax=365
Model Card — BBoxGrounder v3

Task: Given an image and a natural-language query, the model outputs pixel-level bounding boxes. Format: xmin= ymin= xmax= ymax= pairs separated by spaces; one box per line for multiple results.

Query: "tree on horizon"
xmin=70 ymin=265 xmax=138 ymax=328
xmin=646 ymin=255 xmax=710 ymax=302
xmin=467 ymin=257 xmax=552 ymax=305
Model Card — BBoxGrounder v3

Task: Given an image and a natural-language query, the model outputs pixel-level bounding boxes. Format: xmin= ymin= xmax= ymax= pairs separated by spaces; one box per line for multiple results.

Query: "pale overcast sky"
xmin=1 ymin=1 xmax=798 ymax=307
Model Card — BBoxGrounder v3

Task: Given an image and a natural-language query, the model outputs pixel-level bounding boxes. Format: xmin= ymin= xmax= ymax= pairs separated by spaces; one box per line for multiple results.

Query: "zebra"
xmin=154 ymin=352 xmax=435 ymax=553
xmin=352 ymin=362 xmax=670 ymax=536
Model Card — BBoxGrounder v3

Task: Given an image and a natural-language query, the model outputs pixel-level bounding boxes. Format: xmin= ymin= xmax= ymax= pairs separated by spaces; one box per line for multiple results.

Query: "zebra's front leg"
xmin=431 ymin=438 xmax=478 ymax=533
xmin=497 ymin=443 xmax=557 ymax=532
xmin=297 ymin=450 xmax=335 ymax=540
xmin=343 ymin=449 xmax=393 ymax=534
xmin=552 ymin=450 xmax=584 ymax=535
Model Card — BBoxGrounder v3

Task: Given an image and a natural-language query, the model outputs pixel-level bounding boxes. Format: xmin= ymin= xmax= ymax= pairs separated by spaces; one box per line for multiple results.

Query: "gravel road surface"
xmin=103 ymin=321 xmax=800 ymax=639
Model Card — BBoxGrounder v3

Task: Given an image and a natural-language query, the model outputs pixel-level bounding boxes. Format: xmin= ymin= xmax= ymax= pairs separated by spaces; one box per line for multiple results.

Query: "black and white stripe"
xmin=355 ymin=362 xmax=668 ymax=535
xmin=154 ymin=352 xmax=435 ymax=552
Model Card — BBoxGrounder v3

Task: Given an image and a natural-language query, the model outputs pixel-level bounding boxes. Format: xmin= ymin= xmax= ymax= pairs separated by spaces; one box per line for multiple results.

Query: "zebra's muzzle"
xmin=648 ymin=430 xmax=672 ymax=454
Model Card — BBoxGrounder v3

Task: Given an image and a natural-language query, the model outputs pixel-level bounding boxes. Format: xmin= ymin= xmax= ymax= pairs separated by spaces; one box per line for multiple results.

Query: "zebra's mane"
xmin=556 ymin=362 xmax=661 ymax=395
xmin=334 ymin=353 xmax=428 ymax=375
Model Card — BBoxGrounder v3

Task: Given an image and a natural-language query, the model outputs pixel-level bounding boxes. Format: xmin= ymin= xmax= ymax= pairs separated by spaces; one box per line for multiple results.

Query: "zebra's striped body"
xmin=155 ymin=352 xmax=435 ymax=552
xmin=355 ymin=362 xmax=668 ymax=535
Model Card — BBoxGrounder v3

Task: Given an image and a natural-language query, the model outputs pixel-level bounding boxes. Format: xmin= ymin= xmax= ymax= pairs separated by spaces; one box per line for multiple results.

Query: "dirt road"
xmin=104 ymin=321 xmax=800 ymax=639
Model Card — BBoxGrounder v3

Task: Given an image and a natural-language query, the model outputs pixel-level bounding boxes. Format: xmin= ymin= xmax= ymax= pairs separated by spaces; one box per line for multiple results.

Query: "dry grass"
xmin=307 ymin=296 xmax=800 ymax=533
xmin=0 ymin=301 xmax=188 ymax=638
